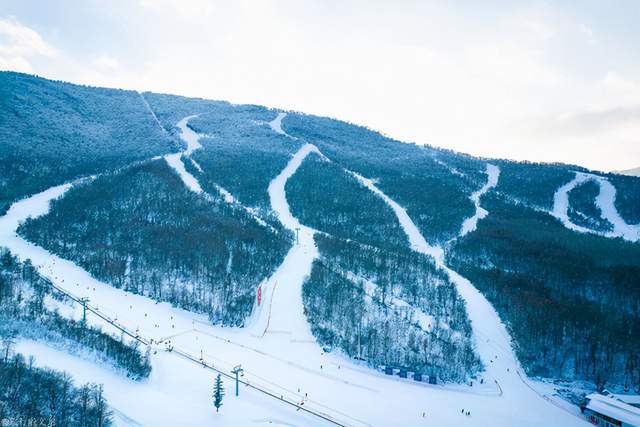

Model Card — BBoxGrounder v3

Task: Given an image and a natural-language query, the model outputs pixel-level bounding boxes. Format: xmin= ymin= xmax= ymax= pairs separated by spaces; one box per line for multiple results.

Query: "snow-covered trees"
xmin=304 ymin=235 xmax=480 ymax=382
xmin=213 ymin=374 xmax=225 ymax=413
xmin=0 ymin=352 xmax=112 ymax=426
xmin=19 ymin=160 xmax=291 ymax=326
xmin=0 ymin=248 xmax=151 ymax=378
xmin=0 ymin=72 xmax=177 ymax=215
xmin=448 ymin=194 xmax=640 ymax=388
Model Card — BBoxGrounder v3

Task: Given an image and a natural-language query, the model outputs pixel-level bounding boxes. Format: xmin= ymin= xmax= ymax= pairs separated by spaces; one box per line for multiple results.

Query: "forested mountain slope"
xmin=0 ymin=72 xmax=178 ymax=215
xmin=19 ymin=160 xmax=291 ymax=326
xmin=1 ymin=72 xmax=639 ymax=395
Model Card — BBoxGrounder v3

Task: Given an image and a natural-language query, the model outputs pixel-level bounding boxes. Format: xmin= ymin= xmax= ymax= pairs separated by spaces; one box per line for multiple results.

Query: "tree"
xmin=213 ymin=374 xmax=224 ymax=413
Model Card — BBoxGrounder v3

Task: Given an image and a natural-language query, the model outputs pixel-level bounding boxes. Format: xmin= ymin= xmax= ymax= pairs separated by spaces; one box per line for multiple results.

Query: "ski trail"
xmin=248 ymin=144 xmax=321 ymax=341
xmin=459 ymin=164 xmax=500 ymax=238
xmin=163 ymin=115 xmax=203 ymax=193
xmin=348 ymin=171 xmax=444 ymax=260
xmin=176 ymin=115 xmax=203 ymax=155
xmin=551 ymin=172 xmax=639 ymax=242
xmin=351 ymin=167 xmax=585 ymax=426
xmin=166 ymin=115 xmax=269 ymax=228
xmin=268 ymin=112 xmax=295 ymax=138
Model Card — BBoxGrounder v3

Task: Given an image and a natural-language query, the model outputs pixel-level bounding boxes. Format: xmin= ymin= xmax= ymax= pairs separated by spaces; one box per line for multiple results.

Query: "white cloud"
xmin=92 ymin=54 xmax=120 ymax=71
xmin=0 ymin=17 xmax=55 ymax=72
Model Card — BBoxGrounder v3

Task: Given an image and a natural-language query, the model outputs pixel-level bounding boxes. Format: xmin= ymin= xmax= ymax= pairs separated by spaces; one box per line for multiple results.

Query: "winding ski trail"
xmin=459 ymin=164 xmax=500 ymax=238
xmin=350 ymin=163 xmax=586 ymax=427
xmin=268 ymin=112 xmax=291 ymax=137
xmin=248 ymin=143 xmax=322 ymax=340
xmin=552 ymin=172 xmax=640 ymax=242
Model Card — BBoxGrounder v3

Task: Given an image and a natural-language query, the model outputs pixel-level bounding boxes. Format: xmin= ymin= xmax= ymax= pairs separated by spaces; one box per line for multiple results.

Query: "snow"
xmin=459 ymin=164 xmax=500 ymax=238
xmin=165 ymin=153 xmax=204 ymax=194
xmin=0 ymin=128 xmax=589 ymax=426
xmin=551 ymin=172 xmax=640 ymax=242
xmin=15 ymin=339 xmax=320 ymax=427
xmin=348 ymin=170 xmax=444 ymax=260
xmin=176 ymin=115 xmax=203 ymax=155
xmin=248 ymin=144 xmax=321 ymax=341
xmin=268 ymin=112 xmax=290 ymax=137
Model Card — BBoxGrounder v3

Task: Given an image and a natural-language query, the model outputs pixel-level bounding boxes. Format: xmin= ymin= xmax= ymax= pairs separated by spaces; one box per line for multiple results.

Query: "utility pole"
xmin=232 ymin=365 xmax=244 ymax=397
xmin=79 ymin=297 xmax=89 ymax=324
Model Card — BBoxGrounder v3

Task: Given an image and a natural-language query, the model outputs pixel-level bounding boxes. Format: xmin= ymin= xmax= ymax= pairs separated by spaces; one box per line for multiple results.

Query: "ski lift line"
xmin=169 ymin=347 xmax=357 ymax=427
xmin=42 ymin=277 xmax=150 ymax=346
xmin=195 ymin=350 xmax=368 ymax=427
xmin=41 ymin=276 xmax=356 ymax=427
xmin=192 ymin=328 xmax=379 ymax=393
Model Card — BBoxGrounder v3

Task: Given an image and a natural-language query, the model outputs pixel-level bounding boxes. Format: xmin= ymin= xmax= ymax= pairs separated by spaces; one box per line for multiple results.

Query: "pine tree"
xmin=213 ymin=374 xmax=224 ymax=413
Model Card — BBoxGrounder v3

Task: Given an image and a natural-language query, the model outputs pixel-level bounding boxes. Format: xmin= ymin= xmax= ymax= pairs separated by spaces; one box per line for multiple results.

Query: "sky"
xmin=1 ymin=0 xmax=639 ymax=172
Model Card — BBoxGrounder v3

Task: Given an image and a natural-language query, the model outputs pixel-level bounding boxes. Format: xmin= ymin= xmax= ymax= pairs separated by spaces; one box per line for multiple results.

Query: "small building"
xmin=583 ymin=392 xmax=640 ymax=427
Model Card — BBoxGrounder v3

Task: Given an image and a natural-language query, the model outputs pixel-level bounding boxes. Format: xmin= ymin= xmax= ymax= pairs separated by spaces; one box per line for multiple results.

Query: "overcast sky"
xmin=1 ymin=0 xmax=639 ymax=172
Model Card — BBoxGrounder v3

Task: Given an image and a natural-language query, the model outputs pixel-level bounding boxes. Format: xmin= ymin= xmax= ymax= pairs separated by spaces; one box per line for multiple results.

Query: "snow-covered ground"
xmin=459 ymin=164 xmax=500 ymax=238
xmin=248 ymin=143 xmax=322 ymax=341
xmin=551 ymin=171 xmax=640 ymax=242
xmin=0 ymin=113 xmax=589 ymax=426
xmin=268 ymin=112 xmax=291 ymax=137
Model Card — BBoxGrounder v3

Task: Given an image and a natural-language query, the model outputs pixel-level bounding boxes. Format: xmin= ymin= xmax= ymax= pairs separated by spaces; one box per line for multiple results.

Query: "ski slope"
xmin=459 ymin=164 xmax=500 ymax=238
xmin=0 ymin=111 xmax=589 ymax=426
xmin=349 ymin=165 xmax=587 ymax=427
xmin=248 ymin=144 xmax=322 ymax=340
xmin=552 ymin=172 xmax=640 ymax=242
xmin=268 ymin=112 xmax=291 ymax=137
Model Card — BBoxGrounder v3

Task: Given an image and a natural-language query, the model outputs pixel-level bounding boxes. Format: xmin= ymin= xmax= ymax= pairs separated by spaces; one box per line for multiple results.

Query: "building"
xmin=583 ymin=392 xmax=640 ymax=427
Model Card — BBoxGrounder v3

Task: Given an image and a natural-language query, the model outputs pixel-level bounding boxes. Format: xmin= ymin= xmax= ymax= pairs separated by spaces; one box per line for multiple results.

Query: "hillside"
xmin=0 ymin=71 xmax=638 ymax=427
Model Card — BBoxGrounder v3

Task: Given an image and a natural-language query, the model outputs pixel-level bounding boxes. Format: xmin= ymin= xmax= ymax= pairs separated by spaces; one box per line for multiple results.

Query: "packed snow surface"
xmin=552 ymin=171 xmax=640 ymax=242
xmin=268 ymin=112 xmax=290 ymax=137
xmin=248 ymin=144 xmax=321 ymax=340
xmin=459 ymin=164 xmax=500 ymax=238
xmin=0 ymin=119 xmax=588 ymax=426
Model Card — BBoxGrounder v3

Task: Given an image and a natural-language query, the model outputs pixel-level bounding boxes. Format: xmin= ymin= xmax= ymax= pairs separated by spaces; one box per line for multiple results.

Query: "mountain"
xmin=1 ymin=71 xmax=639 ymax=427
xmin=615 ymin=166 xmax=640 ymax=177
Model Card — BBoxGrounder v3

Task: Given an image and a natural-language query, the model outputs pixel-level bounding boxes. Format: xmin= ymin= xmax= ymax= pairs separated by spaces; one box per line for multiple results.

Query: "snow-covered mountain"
xmin=1 ymin=71 xmax=639 ymax=427
xmin=615 ymin=166 xmax=640 ymax=177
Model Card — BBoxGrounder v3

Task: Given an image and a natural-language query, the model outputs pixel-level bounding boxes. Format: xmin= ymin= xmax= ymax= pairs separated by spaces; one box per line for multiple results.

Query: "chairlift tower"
xmin=79 ymin=297 xmax=90 ymax=324
xmin=232 ymin=364 xmax=244 ymax=397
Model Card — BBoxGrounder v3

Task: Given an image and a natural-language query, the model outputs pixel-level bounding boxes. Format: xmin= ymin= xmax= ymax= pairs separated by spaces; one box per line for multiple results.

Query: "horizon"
xmin=1 ymin=0 xmax=639 ymax=171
